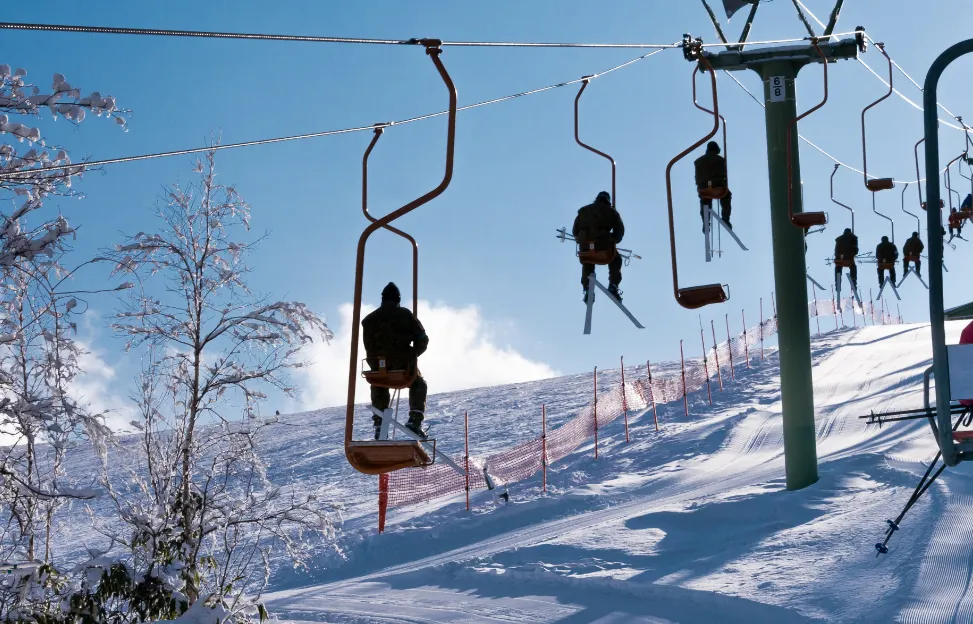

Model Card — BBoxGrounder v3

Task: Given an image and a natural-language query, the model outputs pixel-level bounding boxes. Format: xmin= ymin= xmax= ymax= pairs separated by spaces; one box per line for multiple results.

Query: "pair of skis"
xmin=583 ymin=273 xmax=645 ymax=335
xmin=703 ymin=205 xmax=748 ymax=262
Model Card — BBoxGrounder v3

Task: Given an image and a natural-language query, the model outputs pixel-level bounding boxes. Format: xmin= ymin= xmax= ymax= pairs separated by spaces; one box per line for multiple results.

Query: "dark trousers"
xmin=878 ymin=267 xmax=897 ymax=287
xmin=371 ymin=373 xmax=428 ymax=426
xmin=835 ymin=263 xmax=857 ymax=284
xmin=581 ymin=255 xmax=622 ymax=289
xmin=904 ymin=258 xmax=921 ymax=275
xmin=700 ymin=190 xmax=732 ymax=227
xmin=950 ymin=225 xmax=963 ymax=237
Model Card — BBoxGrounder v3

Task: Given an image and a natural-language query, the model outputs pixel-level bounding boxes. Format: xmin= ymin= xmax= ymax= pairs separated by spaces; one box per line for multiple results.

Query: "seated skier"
xmin=948 ymin=207 xmax=965 ymax=240
xmin=694 ymin=141 xmax=732 ymax=229
xmin=834 ymin=228 xmax=859 ymax=287
xmin=573 ymin=190 xmax=625 ymax=303
xmin=902 ymin=232 xmax=924 ymax=277
xmin=876 ymin=235 xmax=899 ymax=288
xmin=362 ymin=282 xmax=430 ymax=439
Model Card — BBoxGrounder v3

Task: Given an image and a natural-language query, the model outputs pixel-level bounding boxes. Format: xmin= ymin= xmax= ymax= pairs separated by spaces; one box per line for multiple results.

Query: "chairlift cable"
xmin=723 ymin=65 xmax=947 ymax=184
xmin=0 ymin=21 xmax=678 ymax=49
xmin=0 ymin=21 xmax=866 ymax=50
xmin=0 ymin=48 xmax=668 ymax=179
xmin=863 ymin=33 xmax=963 ymax=122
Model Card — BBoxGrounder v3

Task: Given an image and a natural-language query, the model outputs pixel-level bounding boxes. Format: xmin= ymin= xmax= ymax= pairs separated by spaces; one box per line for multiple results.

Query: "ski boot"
xmin=372 ymin=415 xmax=383 ymax=440
xmin=405 ymin=411 xmax=427 ymax=439
xmin=608 ymin=283 xmax=622 ymax=302
xmin=582 ymin=288 xmax=590 ymax=304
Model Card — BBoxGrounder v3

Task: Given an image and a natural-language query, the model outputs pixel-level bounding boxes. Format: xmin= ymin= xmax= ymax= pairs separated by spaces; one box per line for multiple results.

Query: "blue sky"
xmin=2 ymin=1 xmax=972 ymax=414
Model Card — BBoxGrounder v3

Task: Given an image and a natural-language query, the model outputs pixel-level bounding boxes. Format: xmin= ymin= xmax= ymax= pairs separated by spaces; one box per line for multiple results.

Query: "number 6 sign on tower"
xmin=769 ymin=76 xmax=786 ymax=102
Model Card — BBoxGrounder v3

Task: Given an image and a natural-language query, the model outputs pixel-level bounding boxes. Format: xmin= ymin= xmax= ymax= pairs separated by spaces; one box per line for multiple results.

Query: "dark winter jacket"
xmin=362 ymin=303 xmax=428 ymax=370
xmin=694 ymin=152 xmax=728 ymax=189
xmin=573 ymin=198 xmax=625 ymax=245
xmin=903 ymin=235 xmax=924 ymax=257
xmin=963 ymin=194 xmax=973 ymax=212
xmin=834 ymin=232 xmax=859 ymax=258
xmin=950 ymin=211 xmax=966 ymax=227
xmin=876 ymin=240 xmax=899 ymax=263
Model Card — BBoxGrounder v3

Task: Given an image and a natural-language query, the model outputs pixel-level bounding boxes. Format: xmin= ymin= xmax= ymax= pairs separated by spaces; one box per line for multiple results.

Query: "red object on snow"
xmin=960 ymin=321 xmax=973 ymax=407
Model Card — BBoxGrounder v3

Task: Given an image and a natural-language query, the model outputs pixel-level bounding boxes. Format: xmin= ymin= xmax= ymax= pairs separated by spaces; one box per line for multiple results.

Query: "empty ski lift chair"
xmin=861 ymin=43 xmax=896 ymax=193
xmin=788 ymin=40 xmax=830 ymax=231
xmin=344 ymin=41 xmax=455 ymax=476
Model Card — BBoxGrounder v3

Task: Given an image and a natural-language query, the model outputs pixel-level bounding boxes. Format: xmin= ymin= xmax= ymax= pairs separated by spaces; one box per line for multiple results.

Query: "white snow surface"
xmin=56 ymin=322 xmax=973 ymax=622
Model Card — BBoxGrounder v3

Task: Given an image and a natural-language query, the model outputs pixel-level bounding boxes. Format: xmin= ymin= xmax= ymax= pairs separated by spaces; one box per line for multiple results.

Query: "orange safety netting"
xmin=387 ymin=295 xmax=900 ymax=509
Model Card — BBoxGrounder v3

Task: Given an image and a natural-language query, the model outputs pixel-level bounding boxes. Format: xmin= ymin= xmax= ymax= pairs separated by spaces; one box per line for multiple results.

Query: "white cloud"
xmin=72 ymin=340 xmax=134 ymax=432
xmin=298 ymin=300 xmax=558 ymax=409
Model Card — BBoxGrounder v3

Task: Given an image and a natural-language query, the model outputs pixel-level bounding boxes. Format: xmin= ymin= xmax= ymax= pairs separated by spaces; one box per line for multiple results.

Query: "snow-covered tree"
xmin=88 ymin=151 xmax=336 ymax=622
xmin=0 ymin=65 xmax=127 ymax=621
xmin=0 ymin=64 xmax=126 ymax=267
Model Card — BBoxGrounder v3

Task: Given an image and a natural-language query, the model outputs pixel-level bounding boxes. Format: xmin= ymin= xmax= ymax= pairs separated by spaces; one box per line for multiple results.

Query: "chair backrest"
xmin=362 ymin=356 xmax=418 ymax=390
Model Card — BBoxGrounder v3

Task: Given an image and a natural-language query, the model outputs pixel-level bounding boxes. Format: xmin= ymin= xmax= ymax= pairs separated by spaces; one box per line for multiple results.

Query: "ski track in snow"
xmin=52 ymin=323 xmax=973 ymax=623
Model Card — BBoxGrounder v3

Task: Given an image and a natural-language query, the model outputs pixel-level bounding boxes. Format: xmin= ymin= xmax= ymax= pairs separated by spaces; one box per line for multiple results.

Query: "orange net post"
xmin=680 ymin=340 xmax=689 ymax=416
xmin=377 ymin=474 xmax=389 ymax=534
xmin=541 ymin=405 xmax=548 ymax=492
xmin=647 ymin=360 xmax=659 ymax=431
xmin=593 ymin=367 xmax=599 ymax=459
xmin=701 ymin=329 xmax=713 ymax=406
xmin=620 ymin=356 xmax=630 ymax=443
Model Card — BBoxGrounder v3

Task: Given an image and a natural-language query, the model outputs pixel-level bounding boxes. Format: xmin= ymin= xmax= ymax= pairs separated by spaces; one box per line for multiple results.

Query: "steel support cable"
xmin=862 ymin=33 xmax=963 ymax=123
xmin=0 ymin=21 xmax=864 ymax=50
xmin=0 ymin=47 xmax=668 ymax=179
xmin=0 ymin=21 xmax=671 ymax=48
xmin=857 ymin=57 xmax=965 ymax=131
xmin=723 ymin=69 xmax=945 ymax=184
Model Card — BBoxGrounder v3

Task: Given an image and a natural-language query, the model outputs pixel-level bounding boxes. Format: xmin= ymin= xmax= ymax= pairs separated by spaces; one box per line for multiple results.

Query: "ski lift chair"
xmin=861 ymin=43 xmax=896 ymax=193
xmin=787 ymin=39 xmax=830 ymax=231
xmin=666 ymin=42 xmax=729 ymax=310
xmin=344 ymin=40 xmax=454 ymax=476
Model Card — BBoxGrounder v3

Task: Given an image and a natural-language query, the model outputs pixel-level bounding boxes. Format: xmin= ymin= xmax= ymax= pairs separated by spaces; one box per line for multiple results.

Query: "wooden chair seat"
xmin=698 ymin=186 xmax=729 ymax=200
xmin=866 ymin=178 xmax=895 ymax=192
xmin=362 ymin=357 xmax=418 ymax=390
xmin=878 ymin=261 xmax=894 ymax=270
xmin=577 ymin=241 xmax=617 ymax=265
xmin=791 ymin=212 xmax=828 ymax=229
xmin=677 ymin=284 xmax=728 ymax=309
xmin=347 ymin=440 xmax=433 ymax=475
xmin=834 ymin=256 xmax=855 ymax=268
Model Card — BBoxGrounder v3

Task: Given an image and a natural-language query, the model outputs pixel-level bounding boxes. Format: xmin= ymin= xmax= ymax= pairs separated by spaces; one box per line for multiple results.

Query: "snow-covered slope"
xmin=261 ymin=322 xmax=973 ymax=623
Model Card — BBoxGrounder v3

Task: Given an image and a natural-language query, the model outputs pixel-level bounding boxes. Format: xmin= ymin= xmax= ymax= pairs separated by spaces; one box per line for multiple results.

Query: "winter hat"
xmin=706 ymin=141 xmax=721 ymax=154
xmin=596 ymin=191 xmax=612 ymax=204
xmin=381 ymin=282 xmax=401 ymax=304
xmin=913 ymin=231 xmax=919 ymax=237
xmin=881 ymin=235 xmax=889 ymax=242
xmin=844 ymin=228 xmax=852 ymax=234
